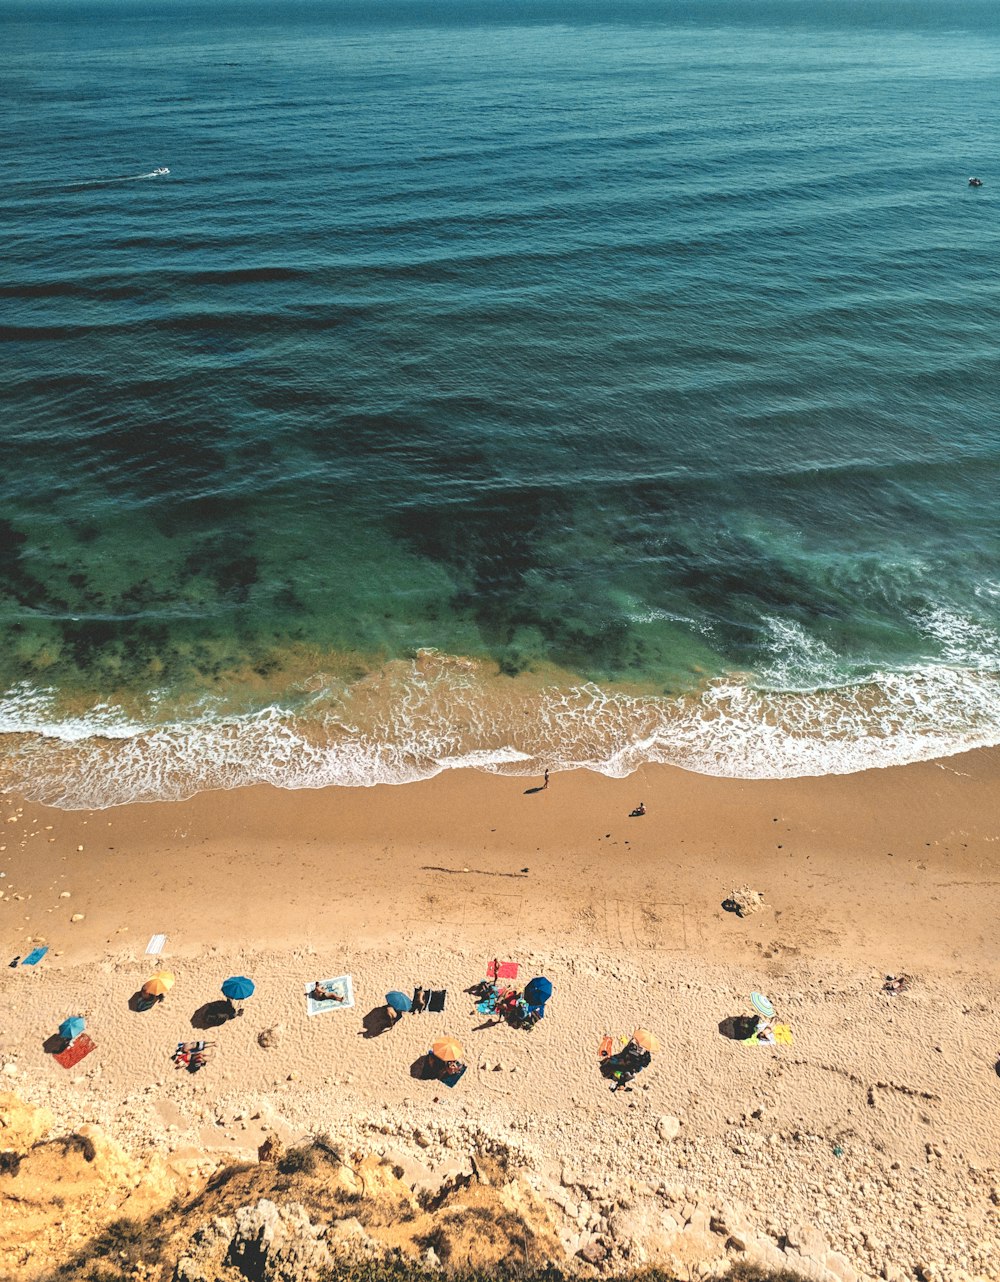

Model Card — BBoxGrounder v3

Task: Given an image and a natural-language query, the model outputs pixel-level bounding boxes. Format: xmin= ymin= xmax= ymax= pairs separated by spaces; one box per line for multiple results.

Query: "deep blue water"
xmin=2 ymin=0 xmax=999 ymax=804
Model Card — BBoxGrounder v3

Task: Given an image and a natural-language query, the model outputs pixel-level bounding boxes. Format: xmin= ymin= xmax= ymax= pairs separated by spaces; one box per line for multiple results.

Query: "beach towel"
xmin=304 ymin=974 xmax=355 ymax=1017
xmin=742 ymin=1023 xmax=793 ymax=1047
xmin=487 ymin=960 xmax=518 ymax=981
xmin=598 ymin=1034 xmax=613 ymax=1060
xmin=22 ymin=947 xmax=48 ymax=966
xmin=53 ymin=1034 xmax=95 ymax=1069
xmin=427 ymin=989 xmax=446 ymax=1012
xmin=145 ymin=934 xmax=167 ymax=955
xmin=440 ymin=1064 xmax=467 ymax=1088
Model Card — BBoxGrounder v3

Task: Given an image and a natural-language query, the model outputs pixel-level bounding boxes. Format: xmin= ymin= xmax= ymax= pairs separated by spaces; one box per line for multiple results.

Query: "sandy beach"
xmin=2 ymin=753 xmax=1000 ymax=1280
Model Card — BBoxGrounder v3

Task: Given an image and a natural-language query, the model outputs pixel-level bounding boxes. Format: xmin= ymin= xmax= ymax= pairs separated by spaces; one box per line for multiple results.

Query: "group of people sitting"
xmin=472 ymin=981 xmax=544 ymax=1030
xmin=599 ymin=1036 xmax=652 ymax=1090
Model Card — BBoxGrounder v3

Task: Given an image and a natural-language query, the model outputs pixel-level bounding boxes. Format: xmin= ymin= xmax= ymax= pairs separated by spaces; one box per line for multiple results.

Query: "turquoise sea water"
xmin=2 ymin=0 xmax=999 ymax=806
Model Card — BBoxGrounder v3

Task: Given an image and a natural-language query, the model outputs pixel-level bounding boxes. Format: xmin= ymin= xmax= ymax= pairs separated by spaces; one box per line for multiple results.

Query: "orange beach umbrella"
xmin=432 ymin=1037 xmax=465 ymax=1062
xmin=632 ymin=1027 xmax=661 ymax=1054
xmin=142 ymin=972 xmax=175 ymax=997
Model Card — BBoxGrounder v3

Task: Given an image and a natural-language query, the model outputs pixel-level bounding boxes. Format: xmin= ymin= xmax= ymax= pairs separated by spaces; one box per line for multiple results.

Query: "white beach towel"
xmin=145 ymin=934 xmax=167 ymax=955
xmin=304 ymin=974 xmax=354 ymax=1017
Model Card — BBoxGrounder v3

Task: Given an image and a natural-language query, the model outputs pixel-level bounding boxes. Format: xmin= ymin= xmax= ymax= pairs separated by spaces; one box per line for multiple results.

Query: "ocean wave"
xmin=1 ymin=652 xmax=999 ymax=809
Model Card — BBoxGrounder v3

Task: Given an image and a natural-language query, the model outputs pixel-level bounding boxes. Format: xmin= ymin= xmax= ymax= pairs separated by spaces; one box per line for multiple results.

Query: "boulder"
xmin=223 ymin=1199 xmax=333 ymax=1282
xmin=656 ymin=1115 xmax=681 ymax=1142
xmin=578 ymin=1238 xmax=610 ymax=1265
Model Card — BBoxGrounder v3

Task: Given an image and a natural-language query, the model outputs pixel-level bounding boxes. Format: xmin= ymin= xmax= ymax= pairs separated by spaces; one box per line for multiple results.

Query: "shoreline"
xmin=5 ymin=648 xmax=1000 ymax=809
xmin=2 ymin=750 xmax=1000 ymax=1279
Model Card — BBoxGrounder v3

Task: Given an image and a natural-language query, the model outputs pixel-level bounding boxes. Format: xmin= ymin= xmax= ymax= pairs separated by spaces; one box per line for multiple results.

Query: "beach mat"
xmin=742 ymin=1023 xmax=793 ymax=1047
xmin=53 ymin=1034 xmax=95 ymax=1069
xmin=487 ymin=960 xmax=518 ymax=981
xmin=428 ymin=989 xmax=446 ymax=1012
xmin=145 ymin=934 xmax=167 ymax=955
xmin=304 ymin=974 xmax=355 ymax=1017
xmin=440 ymin=1064 xmax=467 ymax=1088
xmin=22 ymin=946 xmax=49 ymax=966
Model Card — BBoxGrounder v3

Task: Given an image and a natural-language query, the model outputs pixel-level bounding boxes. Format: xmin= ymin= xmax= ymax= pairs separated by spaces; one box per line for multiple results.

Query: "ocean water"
xmin=2 ymin=0 xmax=999 ymax=807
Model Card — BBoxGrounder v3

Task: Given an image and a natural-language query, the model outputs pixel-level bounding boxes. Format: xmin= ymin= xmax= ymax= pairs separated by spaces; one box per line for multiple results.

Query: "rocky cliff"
xmin=0 ymin=1093 xmax=981 ymax=1282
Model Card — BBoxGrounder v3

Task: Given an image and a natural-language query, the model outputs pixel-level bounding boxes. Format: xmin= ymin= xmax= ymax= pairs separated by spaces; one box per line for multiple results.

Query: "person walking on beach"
xmin=543 ymin=769 xmax=549 ymax=790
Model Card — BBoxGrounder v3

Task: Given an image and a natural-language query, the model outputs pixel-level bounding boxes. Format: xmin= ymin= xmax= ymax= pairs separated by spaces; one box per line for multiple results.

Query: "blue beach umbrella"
xmin=59 ymin=1016 xmax=85 ymax=1042
xmin=523 ymin=976 xmax=553 ymax=1005
xmin=222 ymin=975 xmax=255 ymax=1001
xmin=750 ymin=992 xmax=775 ymax=1018
xmin=386 ymin=990 xmax=412 ymax=1013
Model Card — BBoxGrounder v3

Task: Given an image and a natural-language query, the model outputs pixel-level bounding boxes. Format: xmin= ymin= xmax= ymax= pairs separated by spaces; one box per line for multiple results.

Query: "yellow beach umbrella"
xmin=432 ymin=1037 xmax=465 ymax=1062
xmin=142 ymin=971 xmax=175 ymax=997
xmin=632 ymin=1027 xmax=660 ymax=1054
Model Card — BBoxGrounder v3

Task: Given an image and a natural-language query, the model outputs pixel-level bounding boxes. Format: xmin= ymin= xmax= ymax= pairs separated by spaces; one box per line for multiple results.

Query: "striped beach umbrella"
xmin=750 ymin=992 xmax=775 ymax=1018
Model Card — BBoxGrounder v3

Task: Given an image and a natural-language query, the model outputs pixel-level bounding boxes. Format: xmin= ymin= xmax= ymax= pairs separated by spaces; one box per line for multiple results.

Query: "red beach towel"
xmin=54 ymin=1034 xmax=96 ymax=1069
xmin=487 ymin=960 xmax=518 ymax=980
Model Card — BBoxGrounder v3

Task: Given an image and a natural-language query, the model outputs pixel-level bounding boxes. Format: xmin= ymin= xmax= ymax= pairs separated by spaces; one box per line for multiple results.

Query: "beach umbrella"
xmin=750 ymin=992 xmax=775 ymax=1018
xmin=432 ymin=1036 xmax=464 ymax=1062
xmin=222 ymin=975 xmax=255 ymax=1001
xmin=142 ymin=972 xmax=175 ymax=997
xmin=632 ymin=1027 xmax=661 ymax=1054
xmin=524 ymin=976 xmax=553 ymax=1005
xmin=59 ymin=1016 xmax=85 ymax=1042
xmin=386 ymin=990 xmax=412 ymax=1013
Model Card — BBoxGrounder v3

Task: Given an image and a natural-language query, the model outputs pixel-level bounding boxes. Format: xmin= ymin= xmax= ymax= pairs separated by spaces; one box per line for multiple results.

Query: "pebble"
xmin=71 ymin=913 xmax=84 ymax=922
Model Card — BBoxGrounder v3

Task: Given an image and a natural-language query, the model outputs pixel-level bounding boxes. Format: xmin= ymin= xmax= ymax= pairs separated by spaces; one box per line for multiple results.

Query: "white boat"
xmin=151 ymin=167 xmax=170 ymax=176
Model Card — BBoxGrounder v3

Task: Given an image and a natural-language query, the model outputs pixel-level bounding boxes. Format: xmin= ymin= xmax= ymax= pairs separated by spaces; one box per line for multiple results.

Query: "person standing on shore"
xmin=543 ymin=769 xmax=549 ymax=790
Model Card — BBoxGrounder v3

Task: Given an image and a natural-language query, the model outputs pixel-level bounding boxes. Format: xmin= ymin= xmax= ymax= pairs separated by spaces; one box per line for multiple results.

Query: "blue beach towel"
xmin=22 ymin=947 xmax=48 ymax=966
xmin=440 ymin=1064 xmax=467 ymax=1088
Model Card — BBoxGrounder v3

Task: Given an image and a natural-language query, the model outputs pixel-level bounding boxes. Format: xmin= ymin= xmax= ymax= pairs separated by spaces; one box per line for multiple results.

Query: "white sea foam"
xmin=2 ymin=640 xmax=1000 ymax=809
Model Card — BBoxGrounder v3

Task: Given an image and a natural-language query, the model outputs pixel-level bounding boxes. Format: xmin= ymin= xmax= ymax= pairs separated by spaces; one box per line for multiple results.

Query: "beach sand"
xmin=1 ymin=751 xmax=999 ymax=1278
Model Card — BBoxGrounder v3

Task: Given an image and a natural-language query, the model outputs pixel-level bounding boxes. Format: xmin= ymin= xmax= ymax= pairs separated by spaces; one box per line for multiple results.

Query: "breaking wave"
xmin=2 ymin=643 xmax=999 ymax=809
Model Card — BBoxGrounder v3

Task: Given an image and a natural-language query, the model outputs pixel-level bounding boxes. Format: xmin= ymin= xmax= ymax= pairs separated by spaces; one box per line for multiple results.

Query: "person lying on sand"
xmin=173 ymin=1040 xmax=213 ymax=1068
xmin=311 ymin=982 xmax=345 ymax=1002
xmin=883 ymin=973 xmax=911 ymax=994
